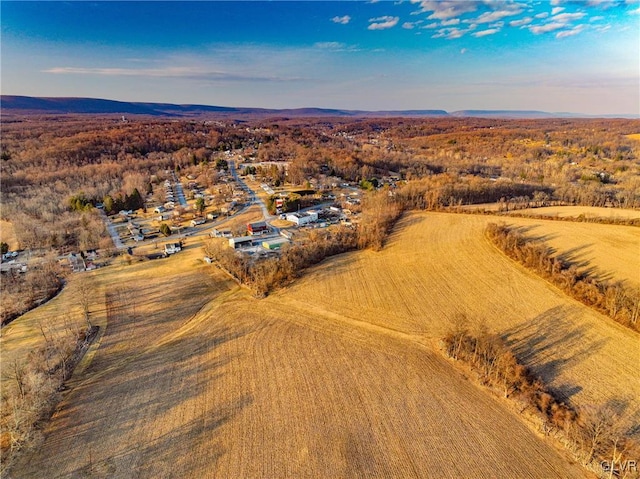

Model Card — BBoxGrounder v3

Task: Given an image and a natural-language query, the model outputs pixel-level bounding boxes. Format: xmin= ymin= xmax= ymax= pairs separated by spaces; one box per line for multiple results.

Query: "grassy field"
xmin=277 ymin=213 xmax=639 ymax=429
xmin=5 ymin=211 xmax=638 ymax=478
xmin=0 ymin=221 xmax=19 ymax=250
xmin=504 ymin=214 xmax=640 ymax=288
xmin=1 ymin=247 xmax=231 ymax=378
xmin=8 ymin=289 xmax=586 ymax=478
xmin=510 ymin=205 xmax=640 ymax=220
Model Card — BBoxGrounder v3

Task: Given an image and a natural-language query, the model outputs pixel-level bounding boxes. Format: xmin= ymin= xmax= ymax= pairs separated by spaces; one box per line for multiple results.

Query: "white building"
xmin=164 ymin=243 xmax=182 ymax=255
xmin=285 ymin=210 xmax=318 ymax=226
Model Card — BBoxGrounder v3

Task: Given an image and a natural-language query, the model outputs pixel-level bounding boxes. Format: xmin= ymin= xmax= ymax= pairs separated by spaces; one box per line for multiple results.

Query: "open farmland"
xmin=277 ymin=213 xmax=640 ymax=430
xmin=503 ymin=214 xmax=640 ymax=288
xmin=510 ymin=205 xmax=640 ymax=221
xmin=8 ymin=292 xmax=587 ymax=479
xmin=1 ymin=247 xmax=227 ymax=373
xmin=4 ymin=211 xmax=638 ymax=478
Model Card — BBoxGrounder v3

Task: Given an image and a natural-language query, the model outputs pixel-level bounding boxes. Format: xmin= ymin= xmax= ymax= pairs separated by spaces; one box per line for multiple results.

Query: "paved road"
xmin=229 ymin=160 xmax=279 ymax=231
xmin=101 ymin=163 xmax=315 ymax=251
xmin=172 ymin=173 xmax=188 ymax=207
xmin=99 ymin=209 xmax=126 ymax=250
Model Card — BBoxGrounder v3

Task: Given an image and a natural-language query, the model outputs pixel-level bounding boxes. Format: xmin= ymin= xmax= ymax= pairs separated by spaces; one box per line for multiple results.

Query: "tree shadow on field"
xmin=502 ymin=305 xmax=608 ymax=403
xmin=71 ymin=394 xmax=252 ymax=478
xmin=509 ymin=224 xmax=559 ymax=243
xmin=85 ymin=275 xmax=217 ymax=374
xmin=555 ymin=243 xmax=595 ymax=270
xmin=384 ymin=214 xmax=426 ymax=245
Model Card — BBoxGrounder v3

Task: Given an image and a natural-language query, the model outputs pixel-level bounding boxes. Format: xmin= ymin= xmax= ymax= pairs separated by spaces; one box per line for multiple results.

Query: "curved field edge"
xmin=6 ymin=211 xmax=636 ymax=478
xmin=499 ymin=214 xmax=640 ymax=289
xmin=8 ymin=287 xmax=587 ymax=479
xmin=276 ymin=212 xmax=640 ymax=434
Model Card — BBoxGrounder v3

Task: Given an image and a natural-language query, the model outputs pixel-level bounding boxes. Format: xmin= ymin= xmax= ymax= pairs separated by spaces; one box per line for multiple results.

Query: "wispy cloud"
xmin=551 ymin=7 xmax=565 ymax=15
xmin=584 ymin=0 xmax=621 ymax=8
xmin=331 ymin=15 xmax=351 ymax=25
xmin=313 ymin=42 xmax=360 ymax=52
xmin=472 ymin=8 xmax=524 ymax=24
xmin=527 ymin=9 xmax=589 ymax=36
xmin=43 ymin=66 xmax=305 ymax=82
xmin=556 ymin=24 xmax=587 ymax=38
xmin=594 ymin=23 xmax=612 ymax=31
xmin=529 ymin=22 xmax=567 ymax=33
xmin=412 ymin=0 xmax=479 ymax=20
xmin=368 ymin=16 xmax=400 ymax=30
xmin=432 ymin=25 xmax=477 ymax=39
xmin=472 ymin=28 xmax=500 ymax=37
xmin=510 ymin=16 xmax=533 ymax=26
xmin=552 ymin=12 xmax=587 ymax=22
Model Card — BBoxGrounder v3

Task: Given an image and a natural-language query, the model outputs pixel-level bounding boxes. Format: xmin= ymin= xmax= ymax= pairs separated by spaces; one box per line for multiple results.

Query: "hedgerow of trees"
xmin=486 ymin=223 xmax=640 ymax=331
xmin=442 ymin=319 xmax=639 ymax=474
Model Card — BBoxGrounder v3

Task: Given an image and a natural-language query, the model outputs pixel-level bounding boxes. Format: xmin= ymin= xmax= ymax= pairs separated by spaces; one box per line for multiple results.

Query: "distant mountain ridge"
xmin=1 ymin=95 xmax=636 ymax=119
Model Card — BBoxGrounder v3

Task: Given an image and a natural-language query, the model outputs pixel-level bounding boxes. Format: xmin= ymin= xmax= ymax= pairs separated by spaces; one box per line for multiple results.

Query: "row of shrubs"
xmin=442 ymin=323 xmax=638 ymax=474
xmin=443 ymin=323 xmax=576 ymax=427
xmin=1 ymin=320 xmax=97 ymax=472
xmin=486 ymin=222 xmax=640 ymax=332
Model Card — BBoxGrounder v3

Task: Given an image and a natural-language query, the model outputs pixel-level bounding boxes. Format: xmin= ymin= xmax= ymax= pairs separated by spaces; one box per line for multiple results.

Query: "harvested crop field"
xmin=5 ymin=211 xmax=638 ymax=478
xmin=510 ymin=205 xmax=640 ymax=220
xmin=279 ymin=213 xmax=640 ymax=430
xmin=504 ymin=214 xmax=640 ymax=288
xmin=9 ymin=288 xmax=587 ymax=479
xmin=1 ymin=247 xmax=227 ymax=377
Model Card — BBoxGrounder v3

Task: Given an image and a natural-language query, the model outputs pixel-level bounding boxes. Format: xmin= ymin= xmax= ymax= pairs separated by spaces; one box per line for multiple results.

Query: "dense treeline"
xmin=395 ymin=174 xmax=552 ymax=210
xmin=503 ymin=211 xmax=640 ymax=227
xmin=357 ymin=190 xmax=404 ymax=250
xmin=0 ymin=318 xmax=96 ymax=469
xmin=442 ymin=322 xmax=639 ymax=473
xmin=2 ymin=116 xmax=639 ymax=252
xmin=443 ymin=320 xmax=576 ymax=427
xmin=487 ymin=223 xmax=640 ymax=331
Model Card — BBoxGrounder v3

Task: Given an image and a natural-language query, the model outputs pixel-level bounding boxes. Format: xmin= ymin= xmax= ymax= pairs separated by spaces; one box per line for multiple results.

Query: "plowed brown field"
xmin=277 ymin=213 xmax=639 ymax=427
xmin=504 ymin=215 xmax=640 ymax=288
xmin=9 ymin=291 xmax=587 ymax=479
xmin=6 ymin=211 xmax=638 ymax=478
xmin=510 ymin=205 xmax=640 ymax=220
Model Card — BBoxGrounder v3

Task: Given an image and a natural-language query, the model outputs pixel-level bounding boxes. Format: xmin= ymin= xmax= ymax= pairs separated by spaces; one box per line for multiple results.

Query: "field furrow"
xmin=7 ymin=210 xmax=638 ymax=478
xmin=279 ymin=212 xmax=640 ymax=432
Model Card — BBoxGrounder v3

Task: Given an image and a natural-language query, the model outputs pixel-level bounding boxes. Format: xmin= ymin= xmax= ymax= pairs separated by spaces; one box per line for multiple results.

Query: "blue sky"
xmin=1 ymin=1 xmax=639 ymax=114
